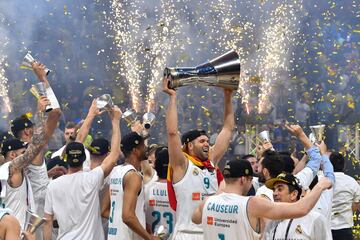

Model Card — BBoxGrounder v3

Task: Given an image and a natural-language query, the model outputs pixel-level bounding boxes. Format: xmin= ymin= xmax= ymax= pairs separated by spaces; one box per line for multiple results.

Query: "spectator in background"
xmin=295 ymin=97 xmax=310 ymax=126
xmin=63 ymin=122 xmax=77 ymax=144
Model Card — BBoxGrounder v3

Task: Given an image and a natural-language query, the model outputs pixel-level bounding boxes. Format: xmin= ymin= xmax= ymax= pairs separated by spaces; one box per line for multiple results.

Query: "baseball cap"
xmin=64 ymin=142 xmax=86 ymax=167
xmin=181 ymin=129 xmax=208 ymax=145
xmin=46 ymin=156 xmax=68 ymax=170
xmin=265 ymin=172 xmax=302 ymax=192
xmin=88 ymin=138 xmax=110 ymax=156
xmin=11 ymin=115 xmax=34 ymax=137
xmin=222 ymin=160 xmax=254 ymax=178
xmin=1 ymin=139 xmax=27 ymax=156
xmin=120 ymin=132 xmax=144 ymax=153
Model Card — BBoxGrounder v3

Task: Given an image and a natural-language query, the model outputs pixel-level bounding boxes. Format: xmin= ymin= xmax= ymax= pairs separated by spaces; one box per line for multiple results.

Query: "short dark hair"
xmin=288 ymin=184 xmax=301 ymax=201
xmin=121 ymin=132 xmax=144 ymax=157
xmin=242 ymin=154 xmax=255 ymax=161
xmin=65 ymin=122 xmax=76 ymax=129
xmin=330 ymin=152 xmax=345 ymax=172
xmin=261 ymin=150 xmax=284 ymax=179
xmin=279 ymin=151 xmax=295 ymax=174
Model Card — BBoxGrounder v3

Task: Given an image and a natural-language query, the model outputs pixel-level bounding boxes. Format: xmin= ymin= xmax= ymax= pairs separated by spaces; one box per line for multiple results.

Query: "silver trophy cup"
xmin=310 ymin=124 xmax=325 ymax=143
xmin=122 ymin=109 xmax=137 ymax=125
xmin=257 ymin=130 xmax=275 ymax=151
xmin=29 ymin=82 xmax=52 ymax=112
xmin=142 ymin=112 xmax=156 ymax=129
xmin=154 ymin=225 xmax=170 ymax=240
xmin=164 ymin=50 xmax=240 ymax=90
xmin=96 ymin=94 xmax=114 ymax=111
xmin=22 ymin=210 xmax=46 ymax=238
xmin=21 ymin=53 xmax=51 ymax=75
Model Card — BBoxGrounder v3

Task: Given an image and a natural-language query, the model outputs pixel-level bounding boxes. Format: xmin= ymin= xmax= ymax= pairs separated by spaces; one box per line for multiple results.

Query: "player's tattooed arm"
xmin=11 ymin=111 xmax=47 ymax=170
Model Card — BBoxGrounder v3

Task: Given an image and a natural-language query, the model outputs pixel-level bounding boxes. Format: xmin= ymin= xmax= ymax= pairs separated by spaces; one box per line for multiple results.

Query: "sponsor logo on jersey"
xmin=207 ymin=216 xmax=214 ymax=225
xmin=192 ymin=168 xmax=199 ymax=176
xmin=149 ymin=199 xmax=156 ymax=206
xmin=192 ymin=192 xmax=201 ymax=201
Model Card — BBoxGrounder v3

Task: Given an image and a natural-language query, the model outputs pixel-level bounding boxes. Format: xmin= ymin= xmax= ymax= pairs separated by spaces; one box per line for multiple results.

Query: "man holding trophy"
xmin=162 ymin=50 xmax=238 ymax=240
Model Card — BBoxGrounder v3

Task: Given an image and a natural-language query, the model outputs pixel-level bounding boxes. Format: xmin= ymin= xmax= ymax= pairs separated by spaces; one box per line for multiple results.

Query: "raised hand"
xmin=315 ymin=141 xmax=328 ymax=156
xmin=88 ymin=99 xmax=105 ymax=117
xmin=108 ymin=105 xmax=122 ymax=121
xmin=31 ymin=61 xmax=47 ymax=82
xmin=37 ymin=96 xmax=50 ymax=112
xmin=285 ymin=124 xmax=305 ymax=138
xmin=162 ymin=77 xmax=176 ymax=96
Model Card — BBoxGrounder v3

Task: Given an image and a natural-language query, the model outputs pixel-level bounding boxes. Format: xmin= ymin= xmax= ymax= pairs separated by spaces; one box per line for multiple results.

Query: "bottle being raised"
xmin=164 ymin=50 xmax=240 ymax=90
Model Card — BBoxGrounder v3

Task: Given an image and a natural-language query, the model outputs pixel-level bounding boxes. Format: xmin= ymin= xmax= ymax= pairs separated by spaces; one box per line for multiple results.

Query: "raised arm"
xmin=210 ymin=89 xmax=234 ymax=166
xmin=10 ymin=97 xmax=48 ymax=170
xmin=31 ymin=62 xmax=61 ymax=165
xmin=249 ymin=177 xmax=332 ymax=220
xmin=163 ymin=77 xmax=187 ymax=171
xmin=100 ymin=106 xmax=121 ymax=177
xmin=286 ymin=125 xmax=321 ymax=179
xmin=76 ymin=99 xmax=104 ymax=143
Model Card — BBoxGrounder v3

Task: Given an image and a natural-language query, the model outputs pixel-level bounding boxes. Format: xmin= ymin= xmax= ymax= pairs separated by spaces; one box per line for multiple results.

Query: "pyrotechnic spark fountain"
xmin=108 ymin=0 xmax=145 ymax=112
xmin=145 ymin=0 xmax=184 ymax=113
xmin=257 ymin=0 xmax=303 ymax=113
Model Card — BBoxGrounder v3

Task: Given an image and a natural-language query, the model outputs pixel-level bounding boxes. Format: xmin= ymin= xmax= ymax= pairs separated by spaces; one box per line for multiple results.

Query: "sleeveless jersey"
xmin=202 ymin=193 xmax=260 ymax=240
xmin=108 ymin=164 xmax=146 ymax=240
xmin=173 ymin=160 xmax=218 ymax=233
xmin=145 ymin=181 xmax=175 ymax=234
xmin=0 ymin=162 xmax=35 ymax=229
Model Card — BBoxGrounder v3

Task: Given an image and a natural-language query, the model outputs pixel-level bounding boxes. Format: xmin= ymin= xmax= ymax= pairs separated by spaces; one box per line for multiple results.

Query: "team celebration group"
xmin=0 ymin=60 xmax=359 ymax=240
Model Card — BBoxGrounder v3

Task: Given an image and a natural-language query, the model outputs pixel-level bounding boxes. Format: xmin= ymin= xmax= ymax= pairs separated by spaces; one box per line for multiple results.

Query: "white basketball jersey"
xmin=0 ymin=162 xmax=35 ymax=229
xmin=145 ymin=181 xmax=175 ymax=234
xmin=202 ymin=193 xmax=260 ymax=240
xmin=108 ymin=164 xmax=146 ymax=240
xmin=173 ymin=160 xmax=218 ymax=233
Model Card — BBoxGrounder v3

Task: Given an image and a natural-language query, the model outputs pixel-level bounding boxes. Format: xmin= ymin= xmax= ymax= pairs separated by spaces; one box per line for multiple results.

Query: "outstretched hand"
xmin=162 ymin=77 xmax=176 ymax=96
xmin=285 ymin=124 xmax=305 ymax=138
xmin=108 ymin=105 xmax=122 ymax=121
xmin=31 ymin=61 xmax=47 ymax=81
xmin=37 ymin=96 xmax=50 ymax=112
xmin=88 ymin=99 xmax=105 ymax=117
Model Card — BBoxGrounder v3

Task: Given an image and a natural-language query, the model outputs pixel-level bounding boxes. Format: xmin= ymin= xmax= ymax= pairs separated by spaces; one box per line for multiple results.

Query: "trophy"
xmin=22 ymin=210 xmax=46 ymax=239
xmin=96 ymin=94 xmax=114 ymax=111
xmin=164 ymin=50 xmax=240 ymax=90
xmin=29 ymin=83 xmax=52 ymax=112
xmin=154 ymin=225 xmax=170 ymax=240
xmin=142 ymin=112 xmax=156 ymax=129
xmin=309 ymin=124 xmax=325 ymax=144
xmin=122 ymin=109 xmax=137 ymax=125
xmin=21 ymin=53 xmax=51 ymax=75
xmin=309 ymin=133 xmax=316 ymax=145
xmin=257 ymin=130 xmax=275 ymax=151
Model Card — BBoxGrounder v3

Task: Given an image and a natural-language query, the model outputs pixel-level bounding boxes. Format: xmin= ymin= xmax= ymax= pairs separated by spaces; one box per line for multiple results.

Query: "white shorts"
xmin=171 ymin=231 xmax=203 ymax=240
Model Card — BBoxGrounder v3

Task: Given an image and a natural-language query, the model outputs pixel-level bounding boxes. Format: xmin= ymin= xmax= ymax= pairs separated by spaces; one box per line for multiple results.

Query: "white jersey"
xmin=173 ymin=160 xmax=218 ymax=236
xmin=265 ymin=210 xmax=332 ymax=240
xmin=108 ymin=164 xmax=145 ymax=240
xmin=145 ymin=181 xmax=175 ymax=234
xmin=0 ymin=162 xmax=36 ymax=229
xmin=44 ymin=166 xmax=105 ymax=240
xmin=202 ymin=193 xmax=260 ymax=240
xmin=256 ymin=185 xmax=273 ymax=201
xmin=331 ymin=172 xmax=360 ymax=229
